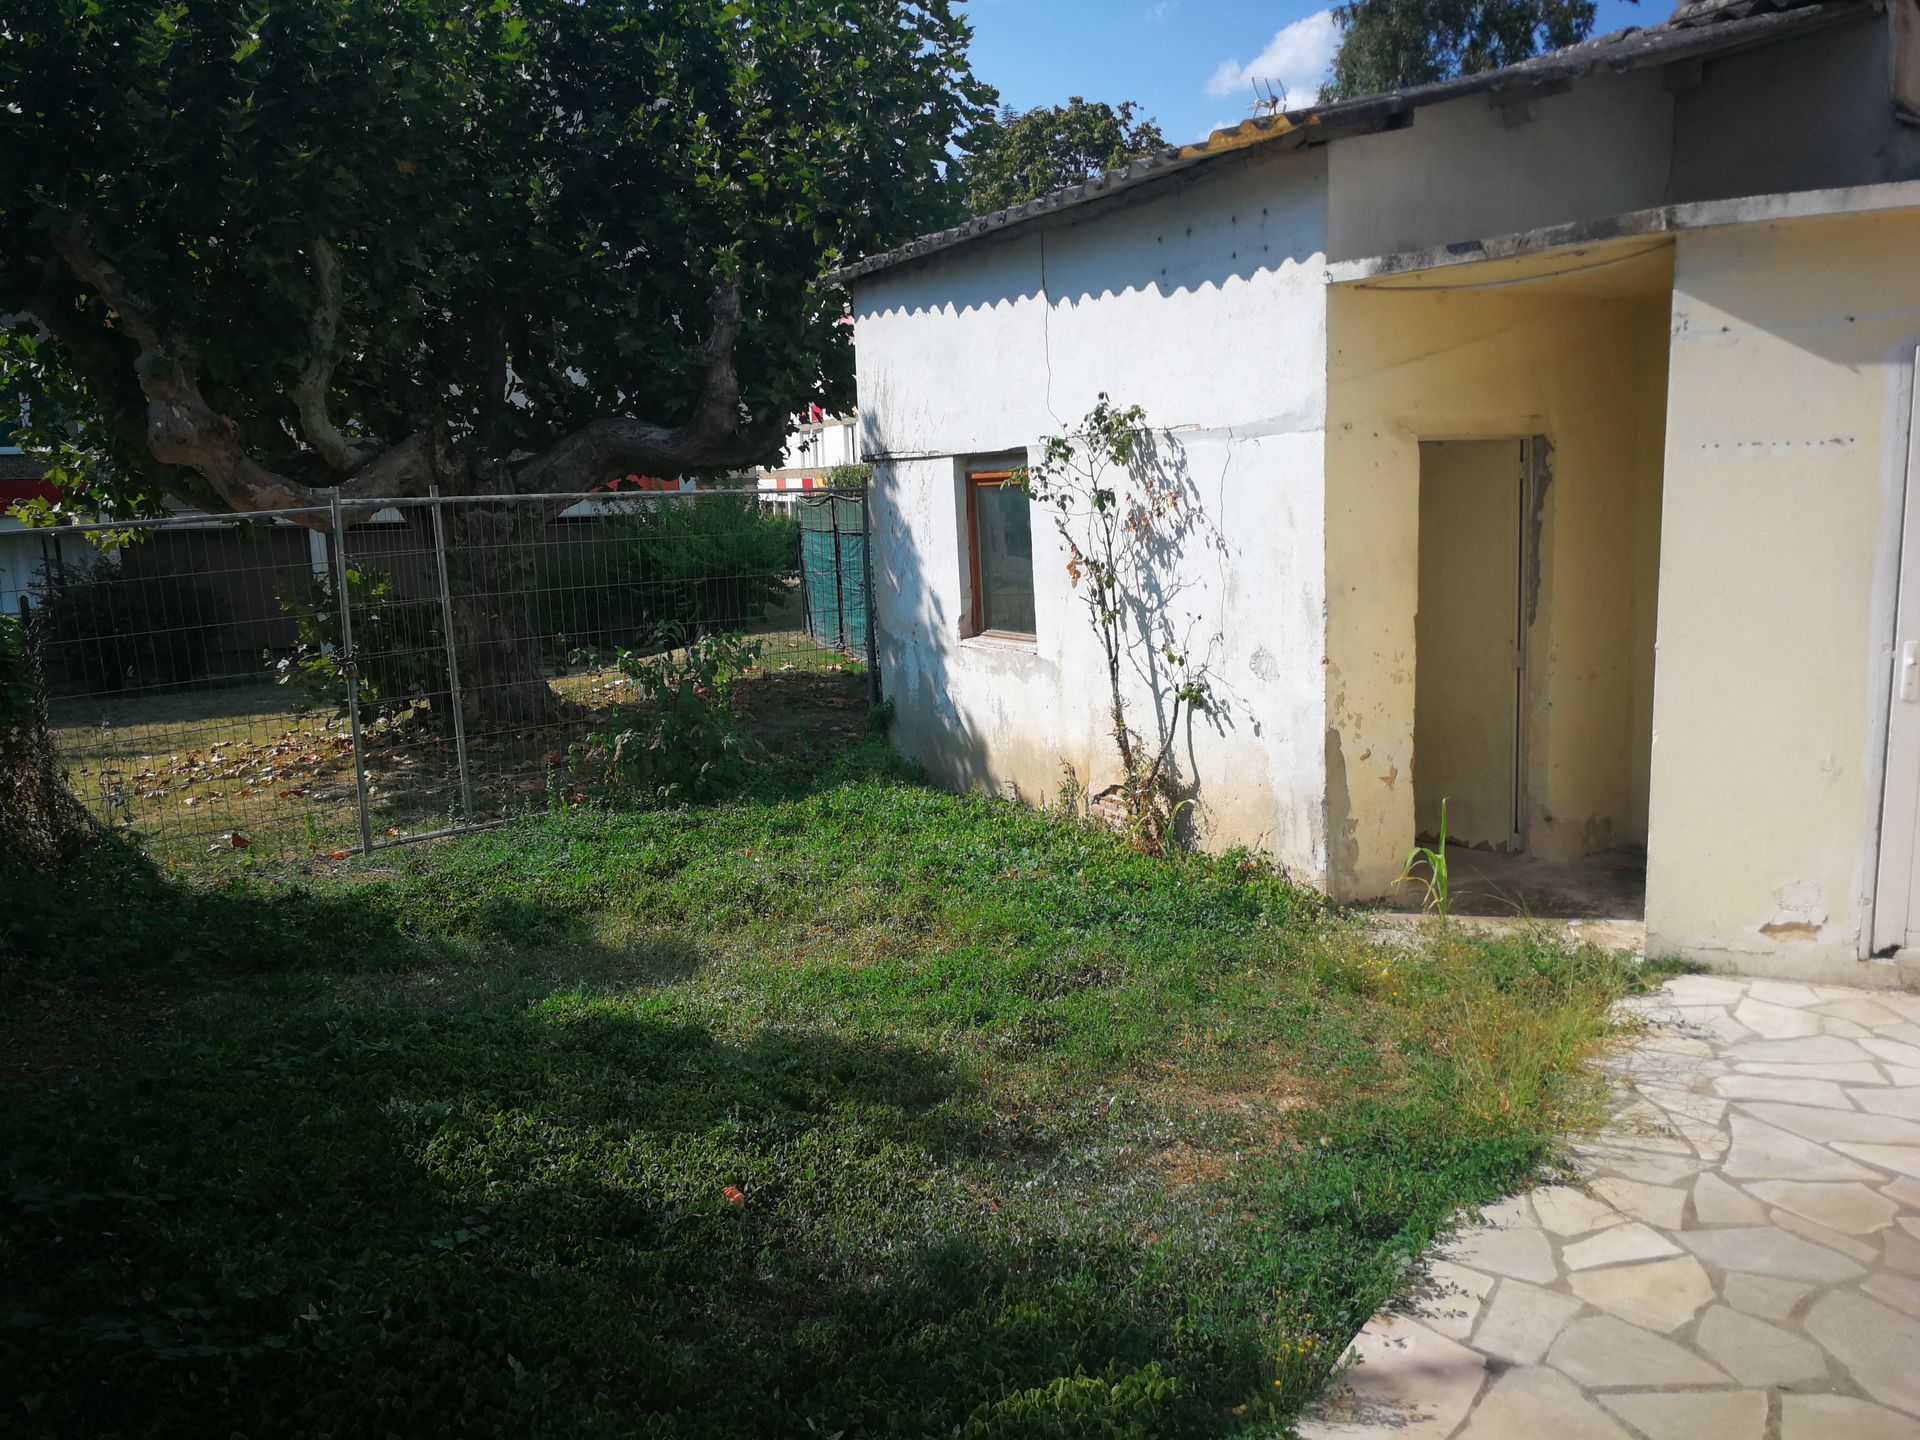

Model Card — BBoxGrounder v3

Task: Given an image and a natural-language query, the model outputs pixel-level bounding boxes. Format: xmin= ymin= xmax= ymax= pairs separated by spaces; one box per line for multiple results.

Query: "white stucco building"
xmin=836 ymin=0 xmax=1920 ymax=985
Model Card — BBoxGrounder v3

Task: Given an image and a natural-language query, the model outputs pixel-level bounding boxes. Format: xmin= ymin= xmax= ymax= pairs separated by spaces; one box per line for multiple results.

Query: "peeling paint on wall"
xmin=1324 ymin=726 xmax=1360 ymax=883
xmin=1759 ymin=881 xmax=1827 ymax=942
xmin=1525 ymin=437 xmax=1554 ymax=629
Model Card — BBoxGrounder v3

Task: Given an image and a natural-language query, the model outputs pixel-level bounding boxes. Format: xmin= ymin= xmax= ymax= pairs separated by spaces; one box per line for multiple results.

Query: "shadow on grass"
xmin=0 ymin=876 xmax=1238 ymax=1439
xmin=0 ymin=831 xmax=602 ymax=1081
xmin=3 ymin=718 xmax=917 ymax=1081
xmin=0 ymin=750 xmax=1604 ymax=1438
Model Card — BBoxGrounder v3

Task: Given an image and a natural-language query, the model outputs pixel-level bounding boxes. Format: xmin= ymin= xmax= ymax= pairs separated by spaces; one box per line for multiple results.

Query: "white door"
xmin=1874 ymin=348 xmax=1920 ymax=953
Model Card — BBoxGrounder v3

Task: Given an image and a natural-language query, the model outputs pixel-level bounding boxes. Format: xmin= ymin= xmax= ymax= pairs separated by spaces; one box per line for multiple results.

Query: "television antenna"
xmin=1249 ymin=78 xmax=1289 ymax=115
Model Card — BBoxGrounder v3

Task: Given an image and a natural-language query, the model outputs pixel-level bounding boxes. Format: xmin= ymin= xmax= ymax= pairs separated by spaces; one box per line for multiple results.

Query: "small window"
xmin=966 ymin=468 xmax=1035 ymax=638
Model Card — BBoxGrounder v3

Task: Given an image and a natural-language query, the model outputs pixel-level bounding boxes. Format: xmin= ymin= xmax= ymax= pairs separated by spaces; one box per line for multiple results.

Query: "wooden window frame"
xmin=964 ymin=468 xmax=1035 ymax=641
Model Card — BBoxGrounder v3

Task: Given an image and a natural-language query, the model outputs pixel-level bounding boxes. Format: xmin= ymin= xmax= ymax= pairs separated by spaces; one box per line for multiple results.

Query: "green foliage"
xmin=576 ymin=630 xmax=766 ymax=804
xmin=958 ymin=1362 xmax=1181 ymax=1438
xmin=33 ymin=559 xmax=225 ymax=694
xmin=0 ymin=748 xmax=1638 ymax=1437
xmin=275 ymin=566 xmax=446 ymax=723
xmin=0 ymin=613 xmax=29 ymax=724
xmin=542 ymin=498 xmax=798 ymax=652
xmin=1 ymin=612 xmax=96 ymax=871
xmin=827 ymin=462 xmax=874 ymax=488
xmin=0 ymin=0 xmax=991 ymax=515
xmin=958 ymin=98 xmax=1168 ymax=215
xmin=1022 ymin=396 xmax=1213 ymax=856
xmin=1399 ymin=797 xmax=1452 ymax=917
xmin=1322 ymin=0 xmax=1605 ymax=102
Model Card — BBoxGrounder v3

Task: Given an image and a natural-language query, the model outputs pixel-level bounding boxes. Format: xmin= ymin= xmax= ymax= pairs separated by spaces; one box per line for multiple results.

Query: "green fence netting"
xmin=794 ymin=494 xmax=868 ymax=655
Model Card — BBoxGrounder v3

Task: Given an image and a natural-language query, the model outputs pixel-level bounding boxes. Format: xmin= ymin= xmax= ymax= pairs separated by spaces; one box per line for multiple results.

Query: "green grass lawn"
xmin=0 ymin=741 xmax=1659 ymax=1438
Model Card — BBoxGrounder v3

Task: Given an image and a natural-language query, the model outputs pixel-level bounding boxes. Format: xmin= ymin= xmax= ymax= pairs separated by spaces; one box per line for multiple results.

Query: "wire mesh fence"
xmin=11 ymin=486 xmax=874 ymax=869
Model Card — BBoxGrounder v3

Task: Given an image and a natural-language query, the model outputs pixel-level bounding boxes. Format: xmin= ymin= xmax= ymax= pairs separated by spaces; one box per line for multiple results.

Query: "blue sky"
xmin=963 ymin=0 xmax=1651 ymax=146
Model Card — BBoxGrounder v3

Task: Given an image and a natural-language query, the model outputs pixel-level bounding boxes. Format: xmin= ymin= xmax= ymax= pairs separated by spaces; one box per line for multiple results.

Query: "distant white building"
xmin=757 ymin=408 xmax=861 ymax=495
xmin=0 ymin=451 xmax=67 ymax=618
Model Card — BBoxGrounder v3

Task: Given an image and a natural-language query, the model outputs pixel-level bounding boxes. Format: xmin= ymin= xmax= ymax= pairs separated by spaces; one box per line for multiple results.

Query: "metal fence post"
xmin=330 ymin=491 xmax=375 ymax=856
xmin=860 ymin=482 xmax=879 ymax=708
xmin=427 ymin=486 xmax=475 ymax=819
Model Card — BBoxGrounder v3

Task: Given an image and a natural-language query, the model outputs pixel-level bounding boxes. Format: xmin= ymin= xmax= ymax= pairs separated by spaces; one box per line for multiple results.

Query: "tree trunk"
xmin=439 ymin=504 xmax=570 ymax=733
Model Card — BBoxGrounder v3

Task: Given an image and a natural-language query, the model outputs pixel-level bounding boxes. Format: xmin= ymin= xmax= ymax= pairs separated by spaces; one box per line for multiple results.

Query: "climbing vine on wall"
xmin=1020 ymin=396 xmax=1214 ymax=855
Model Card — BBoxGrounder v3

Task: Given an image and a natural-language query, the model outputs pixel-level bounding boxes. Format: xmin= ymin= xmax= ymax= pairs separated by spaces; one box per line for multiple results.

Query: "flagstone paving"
xmin=1302 ymin=974 xmax=1920 ymax=1439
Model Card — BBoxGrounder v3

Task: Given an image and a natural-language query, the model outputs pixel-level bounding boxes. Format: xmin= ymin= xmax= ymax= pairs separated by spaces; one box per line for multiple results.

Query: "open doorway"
xmin=1410 ymin=435 xmax=1652 ymax=919
xmin=1324 ymin=243 xmax=1672 ymax=919
xmin=1408 ymin=428 xmax=1657 ymax=918
xmin=1872 ymin=345 xmax=1920 ymax=956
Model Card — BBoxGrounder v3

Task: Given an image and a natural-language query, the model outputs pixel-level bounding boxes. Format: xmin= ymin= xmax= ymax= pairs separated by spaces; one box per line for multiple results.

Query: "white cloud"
xmin=1205 ymin=10 xmax=1340 ymax=108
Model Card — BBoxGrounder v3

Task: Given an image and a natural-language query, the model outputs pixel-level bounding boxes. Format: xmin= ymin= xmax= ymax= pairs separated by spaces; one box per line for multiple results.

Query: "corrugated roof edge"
xmin=826 ymin=0 xmax=1872 ymax=286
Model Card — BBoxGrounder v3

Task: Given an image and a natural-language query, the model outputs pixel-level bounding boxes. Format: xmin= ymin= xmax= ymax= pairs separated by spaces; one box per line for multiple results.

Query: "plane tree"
xmin=0 ymin=0 xmax=987 ymax=718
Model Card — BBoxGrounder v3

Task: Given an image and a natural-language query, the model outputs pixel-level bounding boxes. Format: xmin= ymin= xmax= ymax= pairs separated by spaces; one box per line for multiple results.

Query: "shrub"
xmin=827 ymin=462 xmax=872 ymax=488
xmin=33 ymin=559 xmax=225 ymax=695
xmin=541 ymin=496 xmax=798 ymax=655
xmin=0 ymin=612 xmax=30 ymax=722
xmin=274 ymin=565 xmax=447 ymax=722
xmin=575 ymin=628 xmax=764 ymax=804
xmin=1 ymin=612 xmax=94 ymax=870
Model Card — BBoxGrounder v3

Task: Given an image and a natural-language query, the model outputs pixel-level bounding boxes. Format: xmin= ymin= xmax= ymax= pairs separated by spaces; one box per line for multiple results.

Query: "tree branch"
xmin=52 ymin=227 xmax=777 ymax=518
xmin=54 ymin=221 xmax=328 ymax=514
xmin=52 ymin=220 xmax=441 ymax=526
xmin=336 ymin=433 xmax=437 ymax=499
xmin=289 ymin=237 xmax=377 ymax=472
xmin=511 ymin=277 xmax=784 ymax=493
xmin=20 ymin=267 xmax=218 ymax=508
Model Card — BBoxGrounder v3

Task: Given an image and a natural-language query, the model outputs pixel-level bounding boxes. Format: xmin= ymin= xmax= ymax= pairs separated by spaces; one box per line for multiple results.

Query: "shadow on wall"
xmin=872 ymin=423 xmax=1241 ymax=840
xmin=1111 ymin=427 xmax=1240 ymax=844
xmin=868 ymin=463 xmax=1007 ymax=803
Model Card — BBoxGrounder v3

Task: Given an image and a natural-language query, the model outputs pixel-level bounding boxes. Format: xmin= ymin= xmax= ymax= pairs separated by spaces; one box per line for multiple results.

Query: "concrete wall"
xmin=1326 ymin=7 xmax=1917 ymax=265
xmin=1670 ymin=12 xmax=1920 ymax=201
xmin=1328 ymin=67 xmax=1675 ymax=263
xmin=853 ymin=146 xmax=1334 ymax=878
xmin=1324 ymin=253 xmax=1673 ymax=895
xmin=1645 ymin=209 xmax=1920 ymax=982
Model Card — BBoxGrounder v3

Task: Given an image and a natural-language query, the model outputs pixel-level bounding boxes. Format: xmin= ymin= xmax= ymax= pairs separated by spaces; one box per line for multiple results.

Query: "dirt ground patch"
xmin=48 ymin=656 xmax=869 ymax=870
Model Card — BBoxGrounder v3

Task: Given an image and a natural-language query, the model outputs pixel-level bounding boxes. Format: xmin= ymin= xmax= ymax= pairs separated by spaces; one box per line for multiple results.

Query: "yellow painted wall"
xmin=1647 ymin=211 xmax=1920 ymax=979
xmin=1414 ymin=439 xmax=1523 ymax=847
xmin=1324 ymin=258 xmax=1672 ymax=895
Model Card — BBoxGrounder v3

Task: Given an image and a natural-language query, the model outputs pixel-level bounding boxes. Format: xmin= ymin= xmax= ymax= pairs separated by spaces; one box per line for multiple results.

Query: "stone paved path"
xmin=1302 ymin=974 xmax=1920 ymax=1439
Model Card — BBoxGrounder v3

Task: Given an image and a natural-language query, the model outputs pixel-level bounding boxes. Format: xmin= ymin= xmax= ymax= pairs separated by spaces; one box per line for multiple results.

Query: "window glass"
xmin=972 ymin=477 xmax=1035 ymax=637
